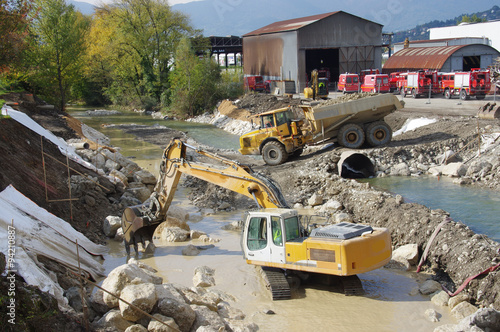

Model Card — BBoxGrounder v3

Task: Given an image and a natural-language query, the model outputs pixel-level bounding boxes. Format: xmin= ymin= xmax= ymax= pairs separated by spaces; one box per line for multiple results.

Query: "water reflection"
xmin=363 ymin=176 xmax=500 ymax=241
xmin=67 ymin=107 xmax=240 ymax=151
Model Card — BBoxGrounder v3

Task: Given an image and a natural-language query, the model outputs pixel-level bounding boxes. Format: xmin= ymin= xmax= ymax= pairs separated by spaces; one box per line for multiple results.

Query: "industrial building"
xmin=383 ymin=43 xmax=500 ymax=73
xmin=242 ymin=11 xmax=385 ymax=94
xmin=430 ymin=20 xmax=500 ymax=53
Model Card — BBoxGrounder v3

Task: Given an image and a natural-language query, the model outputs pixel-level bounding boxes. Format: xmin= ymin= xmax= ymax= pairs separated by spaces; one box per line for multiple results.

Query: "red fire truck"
xmin=400 ymin=71 xmax=441 ymax=98
xmin=337 ymin=73 xmax=360 ymax=93
xmin=359 ymin=69 xmax=380 ymax=85
xmin=388 ymin=72 xmax=403 ymax=92
xmin=361 ymin=74 xmax=390 ymax=93
xmin=244 ymin=76 xmax=267 ymax=92
xmin=440 ymin=69 xmax=490 ymax=100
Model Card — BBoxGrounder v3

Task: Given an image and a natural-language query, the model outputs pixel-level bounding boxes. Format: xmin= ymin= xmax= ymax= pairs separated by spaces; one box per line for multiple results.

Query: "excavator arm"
xmin=121 ymin=138 xmax=289 ymax=254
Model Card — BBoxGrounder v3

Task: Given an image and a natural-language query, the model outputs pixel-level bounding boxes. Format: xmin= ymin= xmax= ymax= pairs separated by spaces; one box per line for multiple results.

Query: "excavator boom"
xmin=121 ymin=139 xmax=288 ymax=254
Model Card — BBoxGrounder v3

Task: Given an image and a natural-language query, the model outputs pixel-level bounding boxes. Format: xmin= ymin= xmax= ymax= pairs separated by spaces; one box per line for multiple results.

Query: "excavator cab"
xmin=242 ymin=209 xmax=303 ymax=266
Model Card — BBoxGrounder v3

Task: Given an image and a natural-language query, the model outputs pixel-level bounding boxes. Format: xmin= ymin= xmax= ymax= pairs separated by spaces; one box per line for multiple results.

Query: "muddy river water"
xmin=69 ymin=109 xmax=461 ymax=331
xmin=102 ymin=185 xmax=458 ymax=332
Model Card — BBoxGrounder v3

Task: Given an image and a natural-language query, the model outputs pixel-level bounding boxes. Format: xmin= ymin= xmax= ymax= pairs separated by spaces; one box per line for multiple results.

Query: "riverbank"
xmin=1 ymin=91 xmax=499 ymax=331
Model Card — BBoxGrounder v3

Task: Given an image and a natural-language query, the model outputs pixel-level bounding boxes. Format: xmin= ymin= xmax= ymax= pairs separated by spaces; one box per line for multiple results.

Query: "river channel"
xmin=68 ymin=108 xmax=463 ymax=331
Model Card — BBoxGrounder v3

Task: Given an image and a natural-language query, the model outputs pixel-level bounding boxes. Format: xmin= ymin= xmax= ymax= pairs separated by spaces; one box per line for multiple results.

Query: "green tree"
xmin=457 ymin=14 xmax=486 ymax=24
xmin=87 ymin=0 xmax=194 ymax=110
xmin=169 ymin=37 xmax=221 ymax=117
xmin=26 ymin=0 xmax=89 ymax=111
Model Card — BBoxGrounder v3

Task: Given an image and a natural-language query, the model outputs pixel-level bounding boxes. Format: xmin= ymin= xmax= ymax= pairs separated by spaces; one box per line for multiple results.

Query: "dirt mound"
xmin=233 ymin=93 xmax=301 ymax=115
xmin=0 ymin=93 xmax=123 ymax=243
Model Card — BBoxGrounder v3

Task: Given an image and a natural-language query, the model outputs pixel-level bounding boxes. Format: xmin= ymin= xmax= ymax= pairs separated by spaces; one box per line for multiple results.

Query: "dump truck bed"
xmin=302 ymin=94 xmax=404 ymax=140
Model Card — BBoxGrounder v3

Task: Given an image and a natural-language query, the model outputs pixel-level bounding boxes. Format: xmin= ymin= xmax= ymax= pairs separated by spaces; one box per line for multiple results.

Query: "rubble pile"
xmin=87 ymin=260 xmax=257 ymax=332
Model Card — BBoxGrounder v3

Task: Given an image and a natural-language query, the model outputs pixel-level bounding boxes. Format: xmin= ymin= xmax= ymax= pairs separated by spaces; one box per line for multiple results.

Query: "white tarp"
xmin=1 ymin=104 xmax=99 ymax=172
xmin=0 ymin=185 xmax=107 ymax=308
xmin=393 ymin=117 xmax=438 ymax=137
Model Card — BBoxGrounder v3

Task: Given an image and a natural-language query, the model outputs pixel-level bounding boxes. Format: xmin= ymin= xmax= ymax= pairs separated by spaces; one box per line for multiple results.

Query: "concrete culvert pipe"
xmin=68 ymin=142 xmax=90 ymax=149
xmin=338 ymin=151 xmax=375 ymax=179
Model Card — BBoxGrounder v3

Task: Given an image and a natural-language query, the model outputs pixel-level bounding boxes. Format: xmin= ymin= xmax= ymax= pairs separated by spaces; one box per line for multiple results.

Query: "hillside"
xmin=392 ymin=5 xmax=500 ymax=43
xmin=171 ymin=0 xmax=498 ymax=36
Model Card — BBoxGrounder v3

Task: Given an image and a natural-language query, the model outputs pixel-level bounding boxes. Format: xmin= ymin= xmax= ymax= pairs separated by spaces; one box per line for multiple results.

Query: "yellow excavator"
xmin=122 ymin=139 xmax=392 ymax=299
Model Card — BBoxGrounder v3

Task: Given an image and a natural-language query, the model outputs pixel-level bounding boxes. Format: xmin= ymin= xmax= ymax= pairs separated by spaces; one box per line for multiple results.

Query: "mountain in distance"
xmin=392 ymin=5 xmax=500 ymax=43
xmin=68 ymin=0 xmax=95 ymax=15
xmin=172 ymin=0 xmax=498 ymax=37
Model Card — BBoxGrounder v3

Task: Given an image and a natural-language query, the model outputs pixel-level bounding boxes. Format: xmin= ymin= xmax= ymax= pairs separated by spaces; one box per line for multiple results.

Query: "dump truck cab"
xmin=238 ymin=107 xmax=312 ymax=165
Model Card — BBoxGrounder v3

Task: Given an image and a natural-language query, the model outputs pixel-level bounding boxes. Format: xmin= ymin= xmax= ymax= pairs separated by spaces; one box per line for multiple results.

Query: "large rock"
xmin=318 ymin=199 xmax=343 ymax=213
xmin=184 ymin=290 xmax=219 ymax=312
xmin=424 ymin=308 xmax=440 ymax=322
xmin=182 ymin=245 xmax=201 ymax=256
xmin=224 ymin=319 xmax=259 ymax=332
xmin=390 ymin=162 xmax=411 ymax=176
xmin=190 ymin=304 xmax=226 ymax=331
xmin=458 ymin=308 xmax=500 ymax=330
xmin=125 ymin=325 xmax=148 ymax=332
xmin=119 ymin=283 xmax=157 ymax=321
xmin=451 ymin=301 xmax=477 ymax=320
xmin=101 ymin=149 xmax=138 ymax=169
xmin=419 ymin=280 xmax=442 ymax=295
xmin=217 ymin=302 xmax=245 ymax=320
xmin=193 ymin=266 xmax=216 ymax=287
xmin=126 ymin=185 xmax=152 ymax=203
xmin=155 ymin=284 xmax=188 ymax=304
xmin=148 ymin=313 xmax=179 ymax=332
xmin=134 ymin=169 xmax=156 ymax=185
xmin=390 ymin=243 xmax=419 ymax=269
xmin=161 ymin=227 xmax=190 ymax=242
xmin=190 ymin=230 xmax=207 ymax=239
xmin=101 ymin=263 xmax=163 ymax=308
xmin=435 ymin=150 xmax=457 ymax=165
xmin=105 ymin=158 xmax=120 ymax=172
xmin=441 ymin=162 xmax=467 ymax=177
xmin=156 ymin=297 xmax=196 ymax=332
xmin=95 ymin=309 xmax=133 ymax=331
xmin=109 ymin=169 xmax=129 ymax=186
xmin=103 ymin=215 xmax=122 ymax=237
xmin=166 ymin=205 xmax=190 ymax=222
xmin=466 ymin=160 xmax=492 ymax=177
xmin=156 ymin=216 xmax=190 ymax=232
xmin=431 ymin=290 xmax=450 ymax=307
xmin=308 ymin=193 xmax=323 ymax=206
xmin=448 ymin=293 xmax=470 ymax=310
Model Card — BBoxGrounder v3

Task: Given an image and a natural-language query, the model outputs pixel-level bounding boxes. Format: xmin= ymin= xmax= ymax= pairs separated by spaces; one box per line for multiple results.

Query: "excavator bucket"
xmin=478 ymin=102 xmax=500 ymax=120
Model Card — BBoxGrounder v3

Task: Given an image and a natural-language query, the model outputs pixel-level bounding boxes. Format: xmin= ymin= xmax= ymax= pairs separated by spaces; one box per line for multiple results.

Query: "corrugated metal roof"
xmin=383 ymin=45 xmax=468 ymax=72
xmin=243 ymin=12 xmax=340 ymax=37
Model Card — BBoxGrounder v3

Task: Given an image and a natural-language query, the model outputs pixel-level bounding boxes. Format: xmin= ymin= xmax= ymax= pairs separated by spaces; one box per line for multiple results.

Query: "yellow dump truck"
xmin=239 ymin=94 xmax=404 ymax=165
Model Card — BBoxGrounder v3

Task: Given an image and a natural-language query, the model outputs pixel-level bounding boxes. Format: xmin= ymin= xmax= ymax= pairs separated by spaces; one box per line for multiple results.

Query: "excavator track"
xmin=341 ymin=275 xmax=365 ymax=296
xmin=260 ymin=267 xmax=291 ymax=300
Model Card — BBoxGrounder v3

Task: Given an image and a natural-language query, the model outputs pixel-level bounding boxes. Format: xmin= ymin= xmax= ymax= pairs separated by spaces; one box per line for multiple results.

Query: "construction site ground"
xmin=1 ymin=91 xmax=499 ymax=330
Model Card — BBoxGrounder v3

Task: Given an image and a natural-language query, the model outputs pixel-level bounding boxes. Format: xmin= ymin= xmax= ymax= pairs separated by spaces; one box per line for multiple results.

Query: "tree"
xmin=0 ymin=0 xmax=32 ymax=70
xmin=169 ymin=37 xmax=221 ymax=117
xmin=87 ymin=0 xmax=194 ymax=110
xmin=27 ymin=0 xmax=89 ymax=111
xmin=457 ymin=14 xmax=486 ymax=24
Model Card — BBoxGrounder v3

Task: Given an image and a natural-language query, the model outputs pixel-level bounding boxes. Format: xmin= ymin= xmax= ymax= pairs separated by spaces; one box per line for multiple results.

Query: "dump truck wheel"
xmin=366 ymin=121 xmax=392 ymax=147
xmin=262 ymin=141 xmax=288 ymax=166
xmin=444 ymin=89 xmax=451 ymax=99
xmin=338 ymin=123 xmax=365 ymax=149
